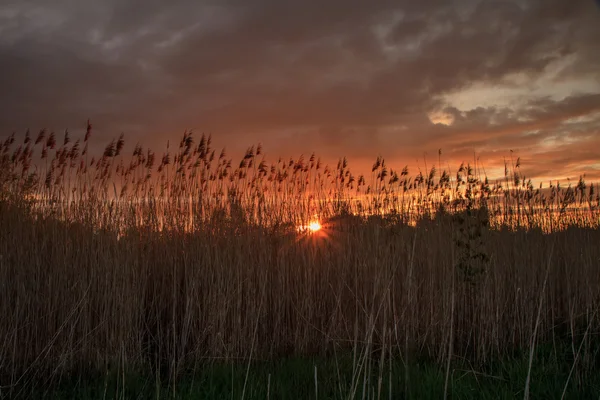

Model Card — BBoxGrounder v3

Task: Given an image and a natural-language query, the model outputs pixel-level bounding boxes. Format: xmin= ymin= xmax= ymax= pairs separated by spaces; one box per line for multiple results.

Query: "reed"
xmin=0 ymin=125 xmax=599 ymax=396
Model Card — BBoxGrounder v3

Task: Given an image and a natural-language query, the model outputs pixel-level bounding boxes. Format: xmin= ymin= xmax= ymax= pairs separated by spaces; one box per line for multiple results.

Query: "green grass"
xmin=11 ymin=343 xmax=600 ymax=400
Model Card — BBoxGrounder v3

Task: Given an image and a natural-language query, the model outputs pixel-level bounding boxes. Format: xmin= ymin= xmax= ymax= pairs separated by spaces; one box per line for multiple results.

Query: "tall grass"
xmin=0 ymin=125 xmax=599 ymax=396
xmin=1 ymin=125 xmax=598 ymax=233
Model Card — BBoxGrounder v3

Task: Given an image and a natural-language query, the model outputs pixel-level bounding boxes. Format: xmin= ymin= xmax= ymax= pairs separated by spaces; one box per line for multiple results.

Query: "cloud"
xmin=0 ymin=0 xmax=599 ymax=180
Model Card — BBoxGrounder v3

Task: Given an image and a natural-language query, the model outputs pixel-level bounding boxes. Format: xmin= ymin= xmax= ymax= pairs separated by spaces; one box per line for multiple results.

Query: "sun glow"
xmin=308 ymin=221 xmax=322 ymax=232
xmin=297 ymin=220 xmax=323 ymax=233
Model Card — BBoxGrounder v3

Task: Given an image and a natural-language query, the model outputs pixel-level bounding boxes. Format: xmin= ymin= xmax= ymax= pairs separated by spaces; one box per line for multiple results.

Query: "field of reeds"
xmin=1 ymin=124 xmax=599 ymax=399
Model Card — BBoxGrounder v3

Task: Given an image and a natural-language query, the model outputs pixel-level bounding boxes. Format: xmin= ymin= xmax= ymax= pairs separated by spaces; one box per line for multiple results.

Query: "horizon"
xmin=3 ymin=127 xmax=597 ymax=235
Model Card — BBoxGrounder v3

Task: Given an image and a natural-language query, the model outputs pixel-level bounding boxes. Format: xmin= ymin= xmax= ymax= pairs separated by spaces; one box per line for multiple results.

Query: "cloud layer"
xmin=1 ymin=0 xmax=599 ymax=181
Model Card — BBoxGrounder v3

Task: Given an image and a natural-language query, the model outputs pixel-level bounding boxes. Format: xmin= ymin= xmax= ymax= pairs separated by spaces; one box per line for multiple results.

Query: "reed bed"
xmin=1 ymin=124 xmax=598 ymax=233
xmin=0 ymin=125 xmax=599 ymax=395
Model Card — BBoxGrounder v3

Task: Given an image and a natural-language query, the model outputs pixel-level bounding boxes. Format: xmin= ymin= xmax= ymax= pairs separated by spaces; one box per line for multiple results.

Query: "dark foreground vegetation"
xmin=1 ymin=125 xmax=599 ymax=398
xmin=14 ymin=345 xmax=600 ymax=399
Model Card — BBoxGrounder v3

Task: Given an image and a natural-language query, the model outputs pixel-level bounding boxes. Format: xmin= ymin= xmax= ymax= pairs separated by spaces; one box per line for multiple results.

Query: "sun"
xmin=308 ymin=221 xmax=322 ymax=232
xmin=297 ymin=220 xmax=323 ymax=234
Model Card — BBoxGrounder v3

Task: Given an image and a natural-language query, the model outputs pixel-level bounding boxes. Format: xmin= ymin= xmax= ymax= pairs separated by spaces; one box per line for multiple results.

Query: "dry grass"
xmin=0 ymin=125 xmax=599 ymax=394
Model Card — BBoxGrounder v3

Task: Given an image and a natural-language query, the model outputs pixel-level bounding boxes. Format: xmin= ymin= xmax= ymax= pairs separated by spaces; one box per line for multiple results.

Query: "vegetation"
xmin=16 ymin=346 xmax=600 ymax=399
xmin=0 ymin=124 xmax=599 ymax=399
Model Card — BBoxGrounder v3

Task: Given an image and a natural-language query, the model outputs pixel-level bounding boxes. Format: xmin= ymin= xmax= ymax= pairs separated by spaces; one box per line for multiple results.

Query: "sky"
xmin=1 ymin=0 xmax=599 ymax=182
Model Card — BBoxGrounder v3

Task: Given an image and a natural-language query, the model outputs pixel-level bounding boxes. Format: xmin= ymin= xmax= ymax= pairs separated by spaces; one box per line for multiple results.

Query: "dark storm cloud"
xmin=0 ymin=0 xmax=599 ymax=179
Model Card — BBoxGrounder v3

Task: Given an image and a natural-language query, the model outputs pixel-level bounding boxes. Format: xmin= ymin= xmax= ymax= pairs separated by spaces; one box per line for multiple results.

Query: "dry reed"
xmin=0 ymin=125 xmax=599 ymax=392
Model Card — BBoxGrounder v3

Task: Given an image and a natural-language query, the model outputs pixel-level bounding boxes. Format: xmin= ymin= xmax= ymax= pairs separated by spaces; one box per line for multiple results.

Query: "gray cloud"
xmin=1 ymin=0 xmax=599 ymax=179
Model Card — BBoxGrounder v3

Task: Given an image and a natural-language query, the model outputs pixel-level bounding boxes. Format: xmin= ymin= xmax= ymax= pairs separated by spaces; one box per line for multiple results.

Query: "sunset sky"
xmin=1 ymin=0 xmax=599 ymax=182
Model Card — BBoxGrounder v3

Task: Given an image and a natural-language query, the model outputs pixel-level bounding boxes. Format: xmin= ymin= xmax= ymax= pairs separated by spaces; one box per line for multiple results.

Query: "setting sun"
xmin=308 ymin=221 xmax=322 ymax=232
xmin=297 ymin=220 xmax=323 ymax=233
